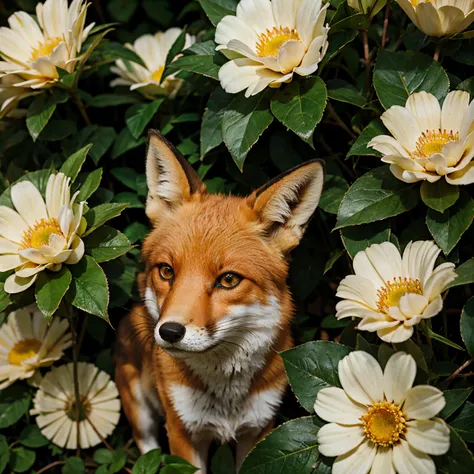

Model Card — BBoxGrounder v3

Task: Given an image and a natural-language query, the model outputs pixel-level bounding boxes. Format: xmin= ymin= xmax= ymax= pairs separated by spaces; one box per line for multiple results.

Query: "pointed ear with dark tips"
xmin=248 ymin=160 xmax=325 ymax=253
xmin=146 ymin=130 xmax=206 ymax=223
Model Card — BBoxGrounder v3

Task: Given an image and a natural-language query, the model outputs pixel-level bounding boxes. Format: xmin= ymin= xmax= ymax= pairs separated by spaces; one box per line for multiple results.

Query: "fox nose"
xmin=159 ymin=322 xmax=186 ymax=343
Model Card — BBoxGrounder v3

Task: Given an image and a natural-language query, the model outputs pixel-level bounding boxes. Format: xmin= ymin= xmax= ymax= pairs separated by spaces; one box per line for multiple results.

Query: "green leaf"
xmin=461 ymin=297 xmax=474 ymax=358
xmin=9 ymin=447 xmax=35 ymax=473
xmin=327 ymin=79 xmax=366 ymax=107
xmin=112 ymin=127 xmax=146 ymax=159
xmin=114 ymin=191 xmax=144 ymax=208
xmin=84 ymin=203 xmax=129 ymax=237
xmin=108 ymin=450 xmax=127 ymax=474
xmin=440 ymin=389 xmax=473 ymax=419
xmin=35 ymin=267 xmax=72 ymax=320
xmin=93 ymin=41 xmax=146 ymax=67
xmin=165 ymin=28 xmax=187 ymax=68
xmin=458 ymin=77 xmax=474 ymax=97
xmin=197 ymin=0 xmax=238 ymax=26
xmin=222 ymin=90 xmax=274 ymax=170
xmin=320 ymin=30 xmax=358 ymax=69
xmin=39 ymin=119 xmax=77 ymax=141
xmin=19 ymin=426 xmax=48 ymax=448
xmin=450 ymin=402 xmax=474 ymax=443
xmin=201 ymin=87 xmax=233 ymax=158
xmin=319 ymin=160 xmax=348 ymax=215
xmin=0 ymin=284 xmax=11 ymax=313
xmin=84 ymin=226 xmax=133 ymax=263
xmin=378 ymin=343 xmax=395 ymax=369
xmin=447 ymin=258 xmax=474 ymax=288
xmin=26 ymin=89 xmax=69 ymax=141
xmin=162 ymin=455 xmax=198 ymax=474
xmin=340 ymin=221 xmax=391 ymax=258
xmin=271 ymin=77 xmax=327 ymax=144
xmin=240 ymin=417 xmax=320 ymax=474
xmin=281 ymin=341 xmax=352 ymax=412
xmin=93 ymin=449 xmax=114 ymax=465
xmin=427 ymin=328 xmax=465 ymax=351
xmin=124 ymin=222 xmax=149 ymax=244
xmin=393 ymin=339 xmax=429 ymax=378
xmin=68 ymin=256 xmax=109 ymax=320
xmin=107 ymin=0 xmax=137 ymax=22
xmin=62 ymin=457 xmax=85 ymax=474
xmin=167 ymin=41 xmax=226 ymax=80
xmin=347 ymin=118 xmax=385 ymax=157
xmin=336 ymin=166 xmax=420 ymax=229
xmin=88 ymin=94 xmax=139 ymax=108
xmin=426 ymin=190 xmax=474 ymax=255
xmin=211 ymin=445 xmax=235 ymax=474
xmin=60 ymin=145 xmax=92 ymax=182
xmin=0 ymin=435 xmax=9 ymax=474
xmin=77 ymin=168 xmax=103 ymax=201
xmin=356 ymin=334 xmax=377 ymax=358
xmin=374 ymin=50 xmax=450 ymax=109
xmin=435 ymin=426 xmax=474 ymax=473
xmin=126 ymin=99 xmax=164 ymax=139
xmin=420 ymin=180 xmax=459 ymax=213
xmin=111 ymin=167 xmax=139 ymax=191
xmin=0 ymin=385 xmax=31 ymax=429
xmin=132 ymin=448 xmax=162 ymax=474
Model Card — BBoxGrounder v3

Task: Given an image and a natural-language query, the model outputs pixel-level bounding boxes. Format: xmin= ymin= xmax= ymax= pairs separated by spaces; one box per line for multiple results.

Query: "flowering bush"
xmin=1 ymin=0 xmax=474 ymax=473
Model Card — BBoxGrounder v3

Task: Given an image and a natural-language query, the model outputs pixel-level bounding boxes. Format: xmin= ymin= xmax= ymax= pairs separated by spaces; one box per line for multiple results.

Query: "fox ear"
xmin=248 ymin=160 xmax=325 ymax=253
xmin=145 ymin=130 xmax=206 ymax=222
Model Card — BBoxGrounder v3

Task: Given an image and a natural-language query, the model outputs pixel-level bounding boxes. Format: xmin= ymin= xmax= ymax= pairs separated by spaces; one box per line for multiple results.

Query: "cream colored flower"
xmin=0 ymin=0 xmax=94 ymax=90
xmin=31 ymin=362 xmax=121 ymax=449
xmin=0 ymin=75 xmax=37 ymax=118
xmin=315 ymin=351 xmax=450 ymax=474
xmin=215 ymin=0 xmax=329 ymax=97
xmin=0 ymin=172 xmax=86 ymax=294
xmin=0 ymin=306 xmax=71 ymax=389
xmin=110 ymin=28 xmax=195 ymax=99
xmin=369 ymin=91 xmax=474 ymax=185
xmin=396 ymin=0 xmax=474 ymax=37
xmin=336 ymin=241 xmax=456 ymax=343
xmin=348 ymin=0 xmax=387 ymax=19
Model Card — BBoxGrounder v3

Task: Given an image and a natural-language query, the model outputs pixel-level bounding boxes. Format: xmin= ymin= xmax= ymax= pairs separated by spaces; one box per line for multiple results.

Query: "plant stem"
xmin=361 ymin=29 xmax=370 ymax=64
xmin=433 ymin=43 xmax=441 ymax=61
xmin=72 ymin=91 xmax=91 ymax=126
xmin=36 ymin=461 xmax=66 ymax=474
xmin=446 ymin=359 xmax=473 ymax=383
xmin=382 ymin=4 xmax=391 ymax=48
xmin=327 ymin=103 xmax=357 ymax=140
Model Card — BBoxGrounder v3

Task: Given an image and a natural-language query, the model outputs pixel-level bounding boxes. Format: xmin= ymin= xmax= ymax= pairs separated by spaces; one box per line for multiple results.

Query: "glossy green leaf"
xmin=197 ymin=0 xmax=238 ymax=26
xmin=420 ymin=180 xmax=459 ymax=213
xmin=9 ymin=447 xmax=35 ymax=473
xmin=281 ymin=341 xmax=352 ymax=412
xmin=19 ymin=425 xmax=49 ymax=448
xmin=62 ymin=457 xmax=85 ymax=474
xmin=320 ymin=30 xmax=358 ymax=69
xmin=35 ymin=267 xmax=72 ymax=320
xmin=0 ymin=435 xmax=9 ymax=474
xmin=124 ymin=222 xmax=149 ymax=244
xmin=84 ymin=202 xmax=129 ymax=236
xmin=77 ymin=168 xmax=103 ymax=201
xmin=84 ymin=226 xmax=133 ymax=263
xmin=440 ymin=389 xmax=473 ymax=419
xmin=318 ymin=160 xmax=348 ymax=215
xmin=327 ymin=79 xmax=366 ymax=107
xmin=435 ymin=426 xmax=474 ymax=473
xmin=461 ymin=297 xmax=474 ymax=358
xmin=0 ymin=385 xmax=31 ymax=429
xmin=132 ymin=449 xmax=162 ymax=474
xmin=126 ymin=99 xmax=164 ymax=139
xmin=374 ymin=50 xmax=449 ymax=109
xmin=336 ymin=166 xmax=419 ymax=229
xmin=88 ymin=94 xmax=139 ymax=108
xmin=340 ymin=220 xmax=391 ymax=258
xmin=211 ymin=445 xmax=235 ymax=474
xmin=107 ymin=0 xmax=138 ymax=22
xmin=449 ymin=402 xmax=474 ymax=443
xmin=447 ymin=258 xmax=474 ymax=288
xmin=112 ymin=127 xmax=146 ymax=158
xmin=60 ymin=145 xmax=92 ymax=182
xmin=347 ymin=118 xmax=385 ymax=157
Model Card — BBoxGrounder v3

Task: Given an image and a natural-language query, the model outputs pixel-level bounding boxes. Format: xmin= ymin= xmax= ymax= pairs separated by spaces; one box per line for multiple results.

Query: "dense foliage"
xmin=1 ymin=0 xmax=474 ymax=473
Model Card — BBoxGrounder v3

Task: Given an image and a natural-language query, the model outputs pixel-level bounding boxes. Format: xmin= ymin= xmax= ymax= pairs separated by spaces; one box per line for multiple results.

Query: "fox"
xmin=115 ymin=130 xmax=325 ymax=473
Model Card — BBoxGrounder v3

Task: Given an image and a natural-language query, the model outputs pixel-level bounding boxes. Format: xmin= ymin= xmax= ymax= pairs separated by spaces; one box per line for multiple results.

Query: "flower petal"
xmin=447 ymin=161 xmax=474 ymax=185
xmin=4 ymin=273 xmax=37 ymax=294
xmin=0 ymin=205 xmax=28 ymax=243
xmin=441 ymin=90 xmax=470 ymax=134
xmin=46 ymin=173 xmax=70 ymax=220
xmin=370 ymin=447 xmax=395 ymax=474
xmin=235 ymin=0 xmax=276 ymax=35
xmin=383 ymin=352 xmax=416 ymax=405
xmin=404 ymin=385 xmax=446 ymax=420
xmin=369 ymin=135 xmax=410 ymax=157
xmin=336 ymin=275 xmax=378 ymax=309
xmin=339 ymin=351 xmax=384 ymax=405
xmin=392 ymin=439 xmax=435 ymax=474
xmin=406 ymin=418 xmax=450 ymax=455
xmin=314 ymin=387 xmax=367 ymax=424
xmin=423 ymin=262 xmax=456 ymax=300
xmin=317 ymin=423 xmax=365 ymax=457
xmin=377 ymin=324 xmax=414 ymax=343
xmin=272 ymin=0 xmax=300 ymax=29
xmin=276 ymin=40 xmax=305 ymax=73
xmin=332 ymin=440 xmax=377 ymax=474
xmin=215 ymin=15 xmax=259 ymax=51
xmin=65 ymin=236 xmax=84 ymax=264
xmin=402 ymin=240 xmax=441 ymax=286
xmin=11 ymin=180 xmax=48 ymax=226
xmin=381 ymin=106 xmax=421 ymax=153
xmin=296 ymin=0 xmax=326 ymax=47
xmin=398 ymin=293 xmax=429 ymax=318
xmin=0 ymin=254 xmax=22 ymax=271
xmin=405 ymin=92 xmax=441 ymax=132
xmin=416 ymin=2 xmax=443 ymax=37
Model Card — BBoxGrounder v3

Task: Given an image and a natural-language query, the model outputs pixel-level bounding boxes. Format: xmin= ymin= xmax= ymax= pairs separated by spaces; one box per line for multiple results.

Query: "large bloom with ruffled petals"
xmin=215 ymin=0 xmax=329 ymax=97
xmin=0 ymin=172 xmax=86 ymax=294
xmin=335 ymin=241 xmax=456 ymax=343
xmin=110 ymin=28 xmax=195 ymax=99
xmin=396 ymin=0 xmax=474 ymax=37
xmin=0 ymin=306 xmax=72 ymax=389
xmin=369 ymin=91 xmax=474 ymax=185
xmin=0 ymin=0 xmax=94 ymax=90
xmin=315 ymin=351 xmax=450 ymax=474
xmin=31 ymin=362 xmax=121 ymax=449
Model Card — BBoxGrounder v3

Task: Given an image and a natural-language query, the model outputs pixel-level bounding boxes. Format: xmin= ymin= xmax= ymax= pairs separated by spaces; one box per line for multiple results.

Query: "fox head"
xmin=141 ymin=130 xmax=324 ymax=367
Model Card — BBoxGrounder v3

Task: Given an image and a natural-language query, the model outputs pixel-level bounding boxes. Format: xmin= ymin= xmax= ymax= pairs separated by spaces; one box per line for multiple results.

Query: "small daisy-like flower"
xmin=0 ymin=172 xmax=86 ymax=294
xmin=0 ymin=0 xmax=94 ymax=90
xmin=396 ymin=0 xmax=474 ymax=37
xmin=215 ymin=0 xmax=329 ymax=97
xmin=0 ymin=306 xmax=72 ymax=389
xmin=31 ymin=362 xmax=121 ymax=449
xmin=336 ymin=241 xmax=456 ymax=343
xmin=369 ymin=91 xmax=474 ymax=185
xmin=110 ymin=28 xmax=195 ymax=99
xmin=315 ymin=351 xmax=450 ymax=474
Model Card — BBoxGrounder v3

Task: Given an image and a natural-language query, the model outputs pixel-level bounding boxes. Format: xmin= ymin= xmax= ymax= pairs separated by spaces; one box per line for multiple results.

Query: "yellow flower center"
xmin=361 ymin=401 xmax=407 ymax=447
xmin=151 ymin=66 xmax=165 ymax=83
xmin=30 ymin=37 xmax=63 ymax=61
xmin=377 ymin=277 xmax=423 ymax=311
xmin=256 ymin=26 xmax=301 ymax=57
xmin=412 ymin=129 xmax=460 ymax=159
xmin=20 ymin=218 xmax=64 ymax=250
xmin=8 ymin=339 xmax=42 ymax=365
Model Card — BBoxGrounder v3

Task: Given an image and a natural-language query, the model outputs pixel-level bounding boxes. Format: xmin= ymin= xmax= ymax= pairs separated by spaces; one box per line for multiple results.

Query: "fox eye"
xmin=158 ymin=264 xmax=174 ymax=281
xmin=217 ymin=272 xmax=242 ymax=289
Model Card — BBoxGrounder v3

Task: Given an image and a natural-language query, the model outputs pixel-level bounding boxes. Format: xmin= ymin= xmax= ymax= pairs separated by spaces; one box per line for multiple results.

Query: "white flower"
xmin=0 ymin=172 xmax=86 ymax=294
xmin=215 ymin=0 xmax=329 ymax=97
xmin=335 ymin=241 xmax=456 ymax=343
xmin=369 ymin=91 xmax=474 ymax=185
xmin=110 ymin=28 xmax=195 ymax=99
xmin=315 ymin=351 xmax=450 ymax=474
xmin=396 ymin=0 xmax=474 ymax=37
xmin=0 ymin=306 xmax=72 ymax=389
xmin=0 ymin=0 xmax=94 ymax=90
xmin=31 ymin=362 xmax=121 ymax=449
